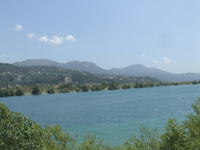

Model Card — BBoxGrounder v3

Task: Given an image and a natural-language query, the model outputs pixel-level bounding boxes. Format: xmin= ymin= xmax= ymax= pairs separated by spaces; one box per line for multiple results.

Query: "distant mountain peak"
xmin=12 ymin=59 xmax=200 ymax=82
xmin=13 ymin=59 xmax=60 ymax=67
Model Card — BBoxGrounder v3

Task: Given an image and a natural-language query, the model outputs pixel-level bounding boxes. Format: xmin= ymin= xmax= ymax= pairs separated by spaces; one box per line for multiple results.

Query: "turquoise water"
xmin=1 ymin=84 xmax=200 ymax=145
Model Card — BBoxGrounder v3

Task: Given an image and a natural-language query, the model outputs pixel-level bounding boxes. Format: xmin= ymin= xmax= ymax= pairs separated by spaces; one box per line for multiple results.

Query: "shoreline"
xmin=11 ymin=83 xmax=197 ymax=97
xmin=0 ymin=82 xmax=198 ymax=98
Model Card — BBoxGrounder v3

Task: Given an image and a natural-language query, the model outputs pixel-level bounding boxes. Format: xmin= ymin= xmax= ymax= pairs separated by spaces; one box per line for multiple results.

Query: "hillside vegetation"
xmin=0 ymin=63 xmax=160 ymax=88
xmin=13 ymin=59 xmax=200 ymax=82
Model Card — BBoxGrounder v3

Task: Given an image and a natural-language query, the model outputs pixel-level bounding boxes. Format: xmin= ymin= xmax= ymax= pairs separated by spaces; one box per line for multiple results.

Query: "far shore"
xmin=12 ymin=83 xmax=198 ymax=97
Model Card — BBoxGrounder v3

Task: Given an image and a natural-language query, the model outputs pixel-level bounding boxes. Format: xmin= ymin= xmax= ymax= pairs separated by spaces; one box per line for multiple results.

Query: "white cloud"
xmin=37 ymin=35 xmax=64 ymax=45
xmin=50 ymin=36 xmax=64 ymax=45
xmin=163 ymin=57 xmax=171 ymax=63
xmin=66 ymin=35 xmax=76 ymax=42
xmin=37 ymin=34 xmax=75 ymax=45
xmin=27 ymin=33 xmax=34 ymax=39
xmin=15 ymin=24 xmax=23 ymax=31
xmin=38 ymin=36 xmax=50 ymax=42
xmin=0 ymin=54 xmax=6 ymax=59
xmin=141 ymin=54 xmax=145 ymax=57
xmin=152 ymin=59 xmax=158 ymax=64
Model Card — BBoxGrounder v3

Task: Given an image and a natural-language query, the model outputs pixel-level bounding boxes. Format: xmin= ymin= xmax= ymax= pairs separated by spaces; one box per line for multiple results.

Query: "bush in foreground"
xmin=0 ymin=102 xmax=44 ymax=149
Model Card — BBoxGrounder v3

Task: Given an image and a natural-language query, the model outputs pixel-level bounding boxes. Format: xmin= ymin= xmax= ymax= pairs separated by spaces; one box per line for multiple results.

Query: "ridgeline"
xmin=0 ymin=62 xmax=160 ymax=88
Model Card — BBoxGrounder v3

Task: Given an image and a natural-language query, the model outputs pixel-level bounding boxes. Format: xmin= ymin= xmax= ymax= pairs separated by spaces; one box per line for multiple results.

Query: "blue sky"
xmin=1 ymin=0 xmax=200 ymax=73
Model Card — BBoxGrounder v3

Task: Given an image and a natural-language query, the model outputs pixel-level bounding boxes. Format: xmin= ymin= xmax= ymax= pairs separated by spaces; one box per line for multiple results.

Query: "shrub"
xmin=47 ymin=87 xmax=55 ymax=94
xmin=0 ymin=102 xmax=44 ymax=149
xmin=192 ymin=80 xmax=198 ymax=84
xmin=15 ymin=88 xmax=24 ymax=96
xmin=31 ymin=85 xmax=41 ymax=95
xmin=0 ymin=89 xmax=5 ymax=97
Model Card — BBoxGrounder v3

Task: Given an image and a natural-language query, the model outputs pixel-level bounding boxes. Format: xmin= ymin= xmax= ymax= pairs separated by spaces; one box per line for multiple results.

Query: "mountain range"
xmin=0 ymin=63 xmax=160 ymax=88
xmin=13 ymin=59 xmax=200 ymax=82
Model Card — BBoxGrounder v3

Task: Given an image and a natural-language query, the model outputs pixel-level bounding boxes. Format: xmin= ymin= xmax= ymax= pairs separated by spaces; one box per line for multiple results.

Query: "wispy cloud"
xmin=152 ymin=59 xmax=158 ymax=64
xmin=37 ymin=34 xmax=76 ymax=45
xmin=15 ymin=24 xmax=23 ymax=31
xmin=50 ymin=36 xmax=64 ymax=45
xmin=163 ymin=57 xmax=171 ymax=63
xmin=0 ymin=54 xmax=6 ymax=59
xmin=38 ymin=36 xmax=50 ymax=42
xmin=38 ymin=35 xmax=64 ymax=45
xmin=27 ymin=33 xmax=34 ymax=39
xmin=66 ymin=35 xmax=76 ymax=42
xmin=141 ymin=54 xmax=145 ymax=57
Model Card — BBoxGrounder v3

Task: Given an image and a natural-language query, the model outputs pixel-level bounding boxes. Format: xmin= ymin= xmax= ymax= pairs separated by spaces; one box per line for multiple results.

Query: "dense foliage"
xmin=108 ymin=82 xmax=119 ymax=90
xmin=121 ymin=84 xmax=131 ymax=89
xmin=47 ymin=87 xmax=55 ymax=94
xmin=15 ymin=88 xmax=24 ymax=96
xmin=0 ymin=103 xmax=44 ymax=149
xmin=1 ymin=98 xmax=200 ymax=149
xmin=0 ymin=80 xmax=198 ymax=98
xmin=0 ymin=88 xmax=23 ymax=97
xmin=31 ymin=85 xmax=42 ymax=95
xmin=192 ymin=80 xmax=199 ymax=84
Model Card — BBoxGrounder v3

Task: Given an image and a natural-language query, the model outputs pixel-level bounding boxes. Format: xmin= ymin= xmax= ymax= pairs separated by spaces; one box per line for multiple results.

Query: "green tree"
xmin=0 ymin=102 xmax=44 ymax=149
xmin=43 ymin=124 xmax=77 ymax=149
xmin=182 ymin=98 xmax=200 ymax=148
xmin=81 ymin=85 xmax=89 ymax=92
xmin=122 ymin=126 xmax=160 ymax=150
xmin=121 ymin=84 xmax=131 ymax=89
xmin=0 ymin=89 xmax=5 ymax=97
xmin=75 ymin=87 xmax=80 ymax=92
xmin=134 ymin=82 xmax=139 ymax=88
xmin=174 ymin=82 xmax=179 ymax=85
xmin=10 ymin=89 xmax=15 ymax=96
xmin=15 ymin=88 xmax=24 ymax=96
xmin=108 ymin=82 xmax=118 ymax=90
xmin=139 ymin=83 xmax=144 ymax=88
xmin=31 ymin=85 xmax=41 ymax=95
xmin=90 ymin=85 xmax=101 ymax=91
xmin=47 ymin=87 xmax=55 ymax=94
xmin=147 ymin=82 xmax=155 ymax=87
xmin=4 ymin=89 xmax=11 ymax=97
xmin=160 ymin=119 xmax=188 ymax=149
xmin=192 ymin=80 xmax=198 ymax=84
xmin=100 ymin=82 xmax=107 ymax=90
xmin=77 ymin=134 xmax=112 ymax=149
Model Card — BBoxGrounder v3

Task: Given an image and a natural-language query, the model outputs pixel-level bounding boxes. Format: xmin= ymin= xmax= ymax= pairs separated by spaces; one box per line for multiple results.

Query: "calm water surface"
xmin=1 ymin=84 xmax=200 ymax=145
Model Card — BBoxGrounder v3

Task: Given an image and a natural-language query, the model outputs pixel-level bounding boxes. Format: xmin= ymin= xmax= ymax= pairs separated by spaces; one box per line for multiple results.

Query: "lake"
xmin=1 ymin=84 xmax=200 ymax=146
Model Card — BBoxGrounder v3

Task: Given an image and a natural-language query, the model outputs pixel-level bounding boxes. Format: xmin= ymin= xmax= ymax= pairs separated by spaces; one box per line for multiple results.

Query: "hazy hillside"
xmin=61 ymin=61 xmax=107 ymax=74
xmin=13 ymin=59 xmax=61 ymax=67
xmin=109 ymin=64 xmax=167 ymax=77
xmin=109 ymin=64 xmax=200 ymax=82
xmin=13 ymin=59 xmax=107 ymax=74
xmin=109 ymin=64 xmax=177 ymax=81
xmin=13 ymin=59 xmax=200 ymax=82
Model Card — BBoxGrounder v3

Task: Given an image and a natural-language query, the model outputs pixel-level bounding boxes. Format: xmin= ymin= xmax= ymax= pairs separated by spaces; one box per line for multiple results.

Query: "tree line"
xmin=0 ymin=80 xmax=199 ymax=98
